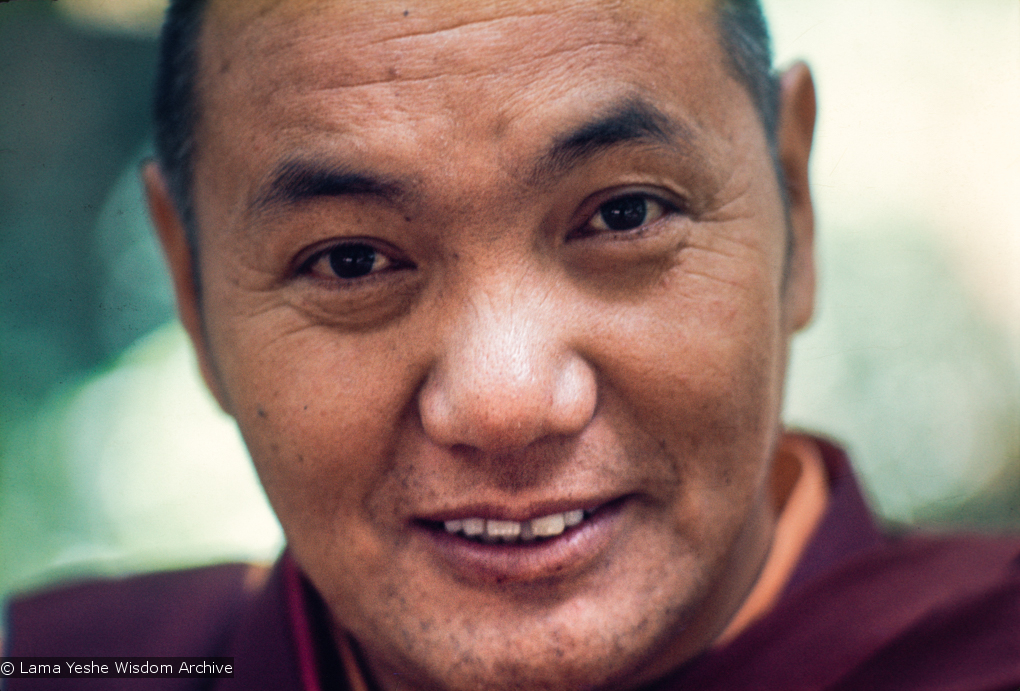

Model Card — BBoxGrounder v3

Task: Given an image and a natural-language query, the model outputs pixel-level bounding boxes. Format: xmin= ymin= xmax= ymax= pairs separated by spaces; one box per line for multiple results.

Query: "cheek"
xmin=596 ymin=270 xmax=785 ymax=517
xmin=209 ymin=314 xmax=417 ymax=546
xmin=605 ymin=278 xmax=782 ymax=424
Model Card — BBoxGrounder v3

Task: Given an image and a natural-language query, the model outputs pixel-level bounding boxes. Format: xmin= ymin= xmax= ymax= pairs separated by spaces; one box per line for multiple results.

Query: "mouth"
xmin=436 ymin=507 xmax=590 ymax=544
xmin=415 ymin=498 xmax=628 ymax=583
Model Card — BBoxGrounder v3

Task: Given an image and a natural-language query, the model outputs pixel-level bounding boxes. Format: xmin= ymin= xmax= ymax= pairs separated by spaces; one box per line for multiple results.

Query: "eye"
xmin=578 ymin=193 xmax=674 ymax=238
xmin=300 ymin=241 xmax=400 ymax=281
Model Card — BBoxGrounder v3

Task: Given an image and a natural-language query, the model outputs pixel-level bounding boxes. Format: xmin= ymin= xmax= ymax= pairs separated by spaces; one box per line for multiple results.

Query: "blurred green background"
xmin=2 ymin=0 xmax=1018 ymax=603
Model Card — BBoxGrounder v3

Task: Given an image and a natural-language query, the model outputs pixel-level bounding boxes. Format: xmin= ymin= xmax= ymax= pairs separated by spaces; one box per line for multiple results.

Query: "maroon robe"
xmin=5 ymin=438 xmax=1020 ymax=690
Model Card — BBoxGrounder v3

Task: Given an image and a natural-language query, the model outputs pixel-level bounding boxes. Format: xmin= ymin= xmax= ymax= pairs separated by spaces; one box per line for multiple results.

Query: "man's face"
xmin=155 ymin=0 xmax=814 ymax=688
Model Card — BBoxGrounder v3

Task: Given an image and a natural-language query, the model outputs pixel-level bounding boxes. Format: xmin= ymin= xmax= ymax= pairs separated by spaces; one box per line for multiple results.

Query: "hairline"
xmin=153 ymin=0 xmax=784 ymax=266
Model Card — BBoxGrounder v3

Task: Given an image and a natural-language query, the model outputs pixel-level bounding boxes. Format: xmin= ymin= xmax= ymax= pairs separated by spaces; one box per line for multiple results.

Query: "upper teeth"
xmin=444 ymin=509 xmax=586 ymax=542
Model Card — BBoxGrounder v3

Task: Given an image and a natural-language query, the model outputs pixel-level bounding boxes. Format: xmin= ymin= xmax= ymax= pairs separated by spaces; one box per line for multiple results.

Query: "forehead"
xmin=203 ymin=0 xmax=718 ymax=72
xmin=192 ymin=0 xmax=756 ymax=223
xmin=197 ymin=0 xmax=733 ymax=132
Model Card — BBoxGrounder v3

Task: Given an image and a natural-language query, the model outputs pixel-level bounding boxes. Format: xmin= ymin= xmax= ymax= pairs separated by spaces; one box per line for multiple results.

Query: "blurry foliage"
xmin=0 ymin=6 xmax=165 ymax=424
xmin=785 ymin=226 xmax=1020 ymax=528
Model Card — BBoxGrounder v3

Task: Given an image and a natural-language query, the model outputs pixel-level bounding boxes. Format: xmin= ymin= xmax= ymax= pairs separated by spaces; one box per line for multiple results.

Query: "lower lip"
xmin=416 ymin=500 xmax=628 ymax=584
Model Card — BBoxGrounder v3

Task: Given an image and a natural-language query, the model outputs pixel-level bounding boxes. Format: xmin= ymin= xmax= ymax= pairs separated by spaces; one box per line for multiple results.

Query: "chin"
xmin=350 ymin=606 xmax=677 ymax=691
xmin=315 ymin=535 xmax=717 ymax=691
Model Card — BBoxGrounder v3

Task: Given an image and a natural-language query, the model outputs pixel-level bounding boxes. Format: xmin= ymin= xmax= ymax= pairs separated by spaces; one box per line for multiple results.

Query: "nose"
xmin=418 ymin=284 xmax=597 ymax=454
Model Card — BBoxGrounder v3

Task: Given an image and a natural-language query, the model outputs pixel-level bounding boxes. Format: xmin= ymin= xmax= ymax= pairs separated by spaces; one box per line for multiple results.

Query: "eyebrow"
xmin=530 ymin=97 xmax=695 ymax=185
xmin=250 ymin=159 xmax=408 ymax=216
xmin=249 ymin=97 xmax=694 ymax=218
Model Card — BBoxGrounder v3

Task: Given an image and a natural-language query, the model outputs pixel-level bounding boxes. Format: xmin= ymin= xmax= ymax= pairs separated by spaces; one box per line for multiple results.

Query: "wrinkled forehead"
xmin=188 ymin=0 xmax=762 ymax=226
xmin=202 ymin=0 xmax=719 ymax=57
xmin=196 ymin=0 xmax=727 ymax=116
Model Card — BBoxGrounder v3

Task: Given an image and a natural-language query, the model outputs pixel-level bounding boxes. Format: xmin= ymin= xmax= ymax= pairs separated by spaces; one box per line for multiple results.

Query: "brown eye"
xmin=301 ymin=241 xmax=399 ymax=281
xmin=585 ymin=194 xmax=671 ymax=235
xmin=600 ymin=195 xmax=648 ymax=230
xmin=330 ymin=243 xmax=382 ymax=278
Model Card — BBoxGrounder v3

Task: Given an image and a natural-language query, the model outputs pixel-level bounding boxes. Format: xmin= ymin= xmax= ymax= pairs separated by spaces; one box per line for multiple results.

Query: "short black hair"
xmin=716 ymin=0 xmax=781 ymax=155
xmin=153 ymin=0 xmax=206 ymax=247
xmin=152 ymin=0 xmax=780 ymax=246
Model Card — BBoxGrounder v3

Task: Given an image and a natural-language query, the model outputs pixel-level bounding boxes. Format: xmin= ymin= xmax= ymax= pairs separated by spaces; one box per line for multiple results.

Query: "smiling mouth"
xmin=438 ymin=509 xmax=591 ymax=545
xmin=417 ymin=499 xmax=628 ymax=582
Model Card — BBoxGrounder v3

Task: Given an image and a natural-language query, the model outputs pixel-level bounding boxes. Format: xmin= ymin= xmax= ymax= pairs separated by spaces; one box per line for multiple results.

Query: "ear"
xmin=143 ymin=161 xmax=233 ymax=414
xmin=776 ymin=61 xmax=817 ymax=333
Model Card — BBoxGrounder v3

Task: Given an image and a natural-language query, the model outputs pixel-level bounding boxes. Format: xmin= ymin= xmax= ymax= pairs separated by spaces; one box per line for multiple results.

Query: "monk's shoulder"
xmin=5 ymin=562 xmax=254 ymax=660
xmin=667 ymin=532 xmax=1020 ymax=691
xmin=828 ymin=531 xmax=1020 ymax=690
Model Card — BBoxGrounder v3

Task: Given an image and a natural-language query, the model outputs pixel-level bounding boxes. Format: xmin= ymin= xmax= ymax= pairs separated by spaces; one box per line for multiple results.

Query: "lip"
xmin=417 ymin=494 xmax=622 ymax=524
xmin=414 ymin=497 xmax=630 ymax=583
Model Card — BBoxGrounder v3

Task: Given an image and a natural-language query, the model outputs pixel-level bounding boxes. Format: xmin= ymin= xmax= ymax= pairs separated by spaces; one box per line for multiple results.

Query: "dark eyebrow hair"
xmin=530 ymin=97 xmax=695 ymax=184
xmin=251 ymin=97 xmax=692 ymax=218
xmin=250 ymin=159 xmax=408 ymax=216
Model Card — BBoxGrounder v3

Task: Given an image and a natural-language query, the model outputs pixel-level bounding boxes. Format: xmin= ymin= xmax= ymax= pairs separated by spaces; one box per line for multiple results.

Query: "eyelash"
xmin=297 ymin=240 xmax=408 ymax=284
xmin=295 ymin=192 xmax=682 ymax=283
xmin=572 ymin=192 xmax=680 ymax=240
